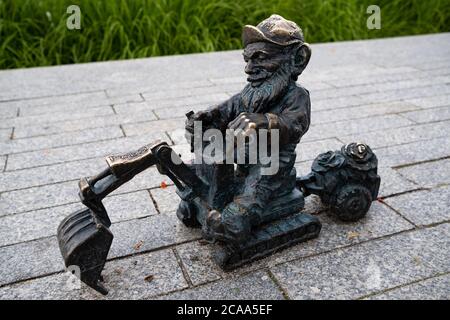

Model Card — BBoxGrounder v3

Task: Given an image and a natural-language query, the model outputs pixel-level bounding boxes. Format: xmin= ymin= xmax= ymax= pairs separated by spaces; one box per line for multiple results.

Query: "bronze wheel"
xmin=333 ymin=184 xmax=372 ymax=222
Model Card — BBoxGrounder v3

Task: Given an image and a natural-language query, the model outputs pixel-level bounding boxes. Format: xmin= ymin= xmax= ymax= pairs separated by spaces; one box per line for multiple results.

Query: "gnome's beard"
xmin=241 ymin=63 xmax=292 ymax=113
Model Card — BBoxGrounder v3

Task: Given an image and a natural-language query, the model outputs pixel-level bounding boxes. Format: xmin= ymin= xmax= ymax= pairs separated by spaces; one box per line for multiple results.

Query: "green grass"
xmin=1 ymin=0 xmax=449 ymax=69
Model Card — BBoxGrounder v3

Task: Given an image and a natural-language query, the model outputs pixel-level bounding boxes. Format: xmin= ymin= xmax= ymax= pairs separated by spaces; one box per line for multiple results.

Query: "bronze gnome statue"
xmin=56 ymin=15 xmax=381 ymax=295
xmin=185 ymin=14 xmax=313 ymax=245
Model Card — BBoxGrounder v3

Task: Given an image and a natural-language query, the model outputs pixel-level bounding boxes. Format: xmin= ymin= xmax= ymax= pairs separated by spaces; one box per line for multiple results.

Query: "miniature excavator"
xmin=57 ymin=111 xmax=380 ymax=295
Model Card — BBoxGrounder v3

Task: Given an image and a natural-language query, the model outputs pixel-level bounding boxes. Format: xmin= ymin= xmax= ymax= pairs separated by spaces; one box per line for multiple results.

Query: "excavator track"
xmin=212 ymin=213 xmax=321 ymax=270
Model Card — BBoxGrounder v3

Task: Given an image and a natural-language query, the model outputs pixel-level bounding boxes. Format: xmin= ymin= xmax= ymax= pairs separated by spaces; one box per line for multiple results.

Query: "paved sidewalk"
xmin=0 ymin=33 xmax=449 ymax=300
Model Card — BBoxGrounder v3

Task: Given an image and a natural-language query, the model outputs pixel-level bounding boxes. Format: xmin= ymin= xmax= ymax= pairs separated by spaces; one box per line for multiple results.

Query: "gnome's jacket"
xmin=206 ymin=82 xmax=311 ymax=165
xmin=197 ymin=81 xmax=312 ymax=229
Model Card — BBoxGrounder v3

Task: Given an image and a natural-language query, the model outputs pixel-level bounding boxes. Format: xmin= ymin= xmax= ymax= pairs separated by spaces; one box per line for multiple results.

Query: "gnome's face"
xmin=240 ymin=15 xmax=310 ymax=112
xmin=241 ymin=41 xmax=294 ymax=112
xmin=243 ymin=42 xmax=290 ymax=87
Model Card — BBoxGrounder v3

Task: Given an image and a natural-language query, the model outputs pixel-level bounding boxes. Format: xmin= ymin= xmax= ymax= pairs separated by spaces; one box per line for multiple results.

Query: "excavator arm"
xmin=57 ymin=140 xmax=209 ymax=295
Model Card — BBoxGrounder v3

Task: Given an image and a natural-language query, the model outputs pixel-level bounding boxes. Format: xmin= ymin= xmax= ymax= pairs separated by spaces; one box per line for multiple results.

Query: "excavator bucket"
xmin=57 ymin=207 xmax=113 ymax=295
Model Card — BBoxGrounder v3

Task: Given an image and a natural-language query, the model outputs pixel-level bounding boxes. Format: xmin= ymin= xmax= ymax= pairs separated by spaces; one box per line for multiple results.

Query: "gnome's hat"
xmin=242 ymin=14 xmax=304 ymax=47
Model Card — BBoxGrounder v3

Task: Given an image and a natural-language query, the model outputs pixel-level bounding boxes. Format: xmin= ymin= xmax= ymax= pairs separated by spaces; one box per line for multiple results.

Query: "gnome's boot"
xmin=203 ymin=202 xmax=253 ymax=246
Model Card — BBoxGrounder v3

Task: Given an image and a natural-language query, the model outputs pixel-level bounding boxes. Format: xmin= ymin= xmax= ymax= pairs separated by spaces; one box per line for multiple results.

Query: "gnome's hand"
xmin=228 ymin=112 xmax=268 ymax=135
xmin=186 ymin=110 xmax=213 ymax=133
xmin=185 ymin=110 xmax=210 ymax=147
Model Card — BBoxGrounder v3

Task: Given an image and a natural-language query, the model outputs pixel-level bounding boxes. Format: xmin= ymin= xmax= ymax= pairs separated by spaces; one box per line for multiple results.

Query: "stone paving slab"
xmin=341 ymin=120 xmax=450 ymax=149
xmin=406 ymin=94 xmax=450 ymax=109
xmin=0 ymin=126 xmax=124 ymax=155
xmin=325 ymin=67 xmax=449 ymax=88
xmin=85 ymin=248 xmax=188 ymax=299
xmin=16 ymin=94 xmax=144 ymax=119
xmin=0 ymin=128 xmax=12 ymax=142
xmin=159 ymin=270 xmax=284 ymax=300
xmin=113 ymin=101 xmax=159 ymax=115
xmin=296 ymin=138 xmax=345 ymax=162
xmin=13 ymin=111 xmax=155 ymax=139
xmin=153 ymin=102 xmax=221 ymax=120
xmin=5 ymin=131 xmax=169 ymax=171
xmin=312 ymin=76 xmax=450 ymax=102
xmin=396 ymin=158 xmax=450 ymax=188
xmin=312 ymin=95 xmax=366 ymax=111
xmin=0 ymin=157 xmax=158 ymax=198
xmin=0 ymin=272 xmax=82 ymax=300
xmin=361 ymin=84 xmax=450 ymax=105
xmin=212 ymin=78 xmax=333 ymax=93
xmin=19 ymin=94 xmax=144 ymax=117
xmin=367 ymin=274 xmax=450 ymax=300
xmin=307 ymin=63 xmax=403 ymax=81
xmin=1 ymin=91 xmax=143 ymax=116
xmin=0 ymin=155 xmax=6 ymax=172
xmin=374 ymin=136 xmax=450 ymax=168
xmin=108 ymin=213 xmax=201 ymax=259
xmin=122 ymin=118 xmax=185 ymax=137
xmin=1 ymin=33 xmax=450 ymax=300
xmin=417 ymin=58 xmax=450 ymax=71
xmin=306 ymin=114 xmax=414 ymax=142
xmin=2 ymin=91 xmax=108 ymax=109
xmin=150 ymin=186 xmax=180 ymax=214
xmin=0 ymin=213 xmax=200 ymax=287
xmin=1 ymin=105 xmax=115 ymax=129
xmin=105 ymin=79 xmax=214 ymax=98
xmin=0 ymin=203 xmax=82 ymax=247
xmin=401 ymin=105 xmax=450 ymax=124
xmin=270 ymin=223 xmax=450 ymax=299
xmin=142 ymin=85 xmax=231 ymax=102
xmin=151 ymin=93 xmax=230 ymax=113
xmin=0 ymin=157 xmax=105 ymax=193
xmin=384 ymin=185 xmax=450 ymax=226
xmin=0 ymin=108 xmax=18 ymax=120
xmin=377 ymin=167 xmax=419 ymax=198
xmin=0 ymin=191 xmax=157 ymax=247
xmin=311 ymin=101 xmax=420 ymax=125
xmin=0 ymin=249 xmax=188 ymax=300
xmin=0 ymin=237 xmax=64 ymax=286
xmin=0 ymin=180 xmax=79 ymax=216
